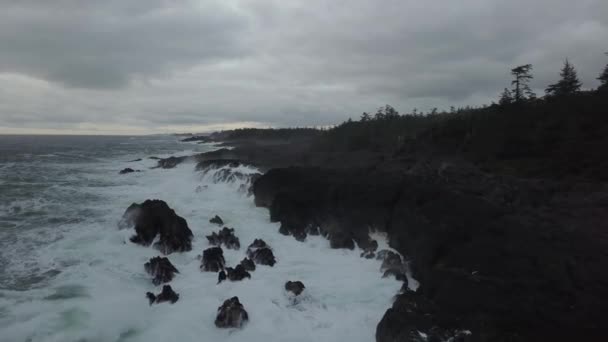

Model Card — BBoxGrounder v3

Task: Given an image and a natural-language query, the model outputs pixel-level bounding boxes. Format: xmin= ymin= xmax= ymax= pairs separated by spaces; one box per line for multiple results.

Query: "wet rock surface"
xmin=146 ymin=285 xmax=179 ymax=305
xmin=246 ymin=239 xmax=276 ymax=267
xmin=209 ymin=215 xmax=224 ymax=225
xmin=215 ymin=296 xmax=249 ymax=328
xmin=119 ymin=167 xmax=139 ymax=174
xmin=285 ymin=281 xmax=305 ymax=296
xmin=120 ymin=199 xmax=193 ymax=254
xmin=253 ymin=166 xmax=608 ymax=341
xmin=239 ymin=257 xmax=256 ymax=272
xmin=206 ymin=227 xmax=240 ymax=250
xmin=201 ymin=247 xmax=225 ymax=272
xmin=144 ymin=256 xmax=179 ymax=285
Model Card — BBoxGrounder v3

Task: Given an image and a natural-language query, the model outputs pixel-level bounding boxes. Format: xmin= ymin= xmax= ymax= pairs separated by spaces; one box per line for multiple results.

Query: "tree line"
xmin=500 ymin=52 xmax=608 ymax=105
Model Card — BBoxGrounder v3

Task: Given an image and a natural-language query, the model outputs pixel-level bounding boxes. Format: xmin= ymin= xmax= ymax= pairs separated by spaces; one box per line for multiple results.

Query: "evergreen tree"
xmin=360 ymin=112 xmax=371 ymax=121
xmin=545 ymin=59 xmax=582 ymax=96
xmin=498 ymin=88 xmax=513 ymax=105
xmin=598 ymin=52 xmax=608 ymax=91
xmin=511 ymin=64 xmax=535 ymax=102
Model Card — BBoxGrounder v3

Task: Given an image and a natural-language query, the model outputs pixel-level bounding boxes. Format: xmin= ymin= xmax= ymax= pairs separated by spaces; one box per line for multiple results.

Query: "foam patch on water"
xmin=0 ymin=148 xmax=404 ymax=342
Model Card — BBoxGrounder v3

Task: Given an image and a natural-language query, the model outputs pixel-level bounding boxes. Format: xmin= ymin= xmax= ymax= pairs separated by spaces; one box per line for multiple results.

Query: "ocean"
xmin=0 ymin=134 xmax=402 ymax=342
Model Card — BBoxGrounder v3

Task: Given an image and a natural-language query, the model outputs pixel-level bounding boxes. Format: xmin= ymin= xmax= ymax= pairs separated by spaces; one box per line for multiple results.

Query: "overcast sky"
xmin=0 ymin=0 xmax=607 ymax=134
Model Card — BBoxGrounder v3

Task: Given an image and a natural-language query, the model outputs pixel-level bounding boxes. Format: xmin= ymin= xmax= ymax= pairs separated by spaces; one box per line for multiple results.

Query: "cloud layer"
xmin=1 ymin=0 xmax=607 ymax=134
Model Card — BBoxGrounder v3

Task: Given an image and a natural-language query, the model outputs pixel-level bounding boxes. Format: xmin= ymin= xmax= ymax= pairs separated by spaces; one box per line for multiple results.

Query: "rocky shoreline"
xmin=142 ymin=135 xmax=608 ymax=341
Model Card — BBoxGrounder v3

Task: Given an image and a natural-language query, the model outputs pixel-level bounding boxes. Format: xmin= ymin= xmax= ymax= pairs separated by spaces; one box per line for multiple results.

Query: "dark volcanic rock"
xmin=215 ymin=297 xmax=249 ymax=328
xmin=239 ymin=258 xmax=256 ymax=272
xmin=119 ymin=167 xmax=138 ymax=174
xmin=146 ymin=285 xmax=179 ymax=305
xmin=206 ymin=227 xmax=240 ymax=250
xmin=253 ymin=166 xmax=608 ymax=341
xmin=378 ymin=250 xmax=403 ymax=272
xmin=217 ymin=270 xmax=226 ymax=284
xmin=156 ymin=156 xmax=188 ymax=169
xmin=144 ymin=256 xmax=179 ymax=285
xmin=329 ymin=232 xmax=355 ymax=249
xmin=201 ymin=247 xmax=225 ymax=272
xmin=285 ymin=281 xmax=305 ymax=296
xmin=209 ymin=215 xmax=224 ymax=225
xmin=121 ymin=199 xmax=193 ymax=254
xmin=181 ymin=135 xmax=212 ymax=143
xmin=382 ymin=269 xmax=408 ymax=282
xmin=225 ymin=265 xmax=251 ymax=282
xmin=246 ymin=239 xmax=276 ymax=266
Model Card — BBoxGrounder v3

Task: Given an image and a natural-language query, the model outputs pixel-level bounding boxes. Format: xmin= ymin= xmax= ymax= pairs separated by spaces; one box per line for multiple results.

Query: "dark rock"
xmin=128 ymin=158 xmax=142 ymax=162
xmin=254 ymin=166 xmax=608 ymax=341
xmin=181 ymin=135 xmax=212 ymax=143
xmin=215 ymin=297 xmax=249 ymax=328
xmin=149 ymin=156 xmax=160 ymax=160
xmin=121 ymin=200 xmax=193 ymax=254
xmin=157 ymin=156 xmax=188 ymax=169
xmin=225 ymin=265 xmax=251 ymax=282
xmin=206 ymin=227 xmax=240 ymax=250
xmin=146 ymin=285 xmax=179 ymax=305
xmin=239 ymin=258 xmax=256 ymax=272
xmin=210 ymin=215 xmax=224 ymax=225
xmin=379 ymin=250 xmax=403 ymax=272
xmin=383 ymin=269 xmax=408 ymax=283
xmin=246 ymin=239 xmax=276 ymax=266
xmin=360 ymin=250 xmax=376 ymax=259
xmin=245 ymin=239 xmax=269 ymax=256
xmin=201 ymin=247 xmax=225 ymax=272
xmin=144 ymin=256 xmax=179 ymax=285
xmin=217 ymin=270 xmax=226 ymax=284
xmin=359 ymin=238 xmax=379 ymax=252
xmin=285 ymin=281 xmax=305 ymax=296
xmin=119 ymin=168 xmax=138 ymax=174
xmin=329 ymin=232 xmax=355 ymax=250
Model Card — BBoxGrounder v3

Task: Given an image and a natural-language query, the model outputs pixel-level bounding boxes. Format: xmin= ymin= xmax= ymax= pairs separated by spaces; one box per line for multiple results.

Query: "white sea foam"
xmin=0 ymin=149 xmax=404 ymax=342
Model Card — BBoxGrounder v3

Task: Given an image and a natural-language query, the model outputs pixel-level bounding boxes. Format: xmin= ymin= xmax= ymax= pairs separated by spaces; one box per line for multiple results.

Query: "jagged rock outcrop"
xmin=201 ymin=247 xmax=225 ymax=272
xmin=120 ymin=199 xmax=193 ymax=254
xmin=209 ymin=215 xmax=224 ymax=225
xmin=246 ymin=239 xmax=276 ymax=266
xmin=146 ymin=285 xmax=179 ymax=305
xmin=253 ymin=166 xmax=608 ymax=341
xmin=215 ymin=297 xmax=249 ymax=328
xmin=239 ymin=258 xmax=256 ymax=272
xmin=206 ymin=227 xmax=240 ymax=250
xmin=144 ymin=256 xmax=179 ymax=285
xmin=285 ymin=281 xmax=305 ymax=296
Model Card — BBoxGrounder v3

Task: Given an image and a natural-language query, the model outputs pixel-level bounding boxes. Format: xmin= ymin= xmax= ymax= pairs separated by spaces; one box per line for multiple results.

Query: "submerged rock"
xmin=201 ymin=247 xmax=225 ymax=272
xmin=119 ymin=168 xmax=138 ymax=174
xmin=215 ymin=297 xmax=249 ymax=328
xmin=285 ymin=281 xmax=305 ymax=296
xmin=121 ymin=199 xmax=193 ymax=254
xmin=146 ymin=285 xmax=179 ymax=305
xmin=144 ymin=256 xmax=179 ymax=285
xmin=209 ymin=215 xmax=224 ymax=225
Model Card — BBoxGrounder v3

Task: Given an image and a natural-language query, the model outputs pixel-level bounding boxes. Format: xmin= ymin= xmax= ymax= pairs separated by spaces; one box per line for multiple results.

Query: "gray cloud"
xmin=0 ymin=0 xmax=607 ymax=134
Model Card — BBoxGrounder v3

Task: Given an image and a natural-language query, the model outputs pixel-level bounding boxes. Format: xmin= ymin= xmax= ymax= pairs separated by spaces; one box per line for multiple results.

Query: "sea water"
xmin=0 ymin=135 xmax=402 ymax=342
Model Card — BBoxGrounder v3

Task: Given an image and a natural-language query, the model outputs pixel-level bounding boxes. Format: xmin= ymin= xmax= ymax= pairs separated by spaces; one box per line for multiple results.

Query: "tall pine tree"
xmin=598 ymin=52 xmax=608 ymax=91
xmin=545 ymin=59 xmax=582 ymax=96
xmin=510 ymin=64 xmax=535 ymax=102
xmin=498 ymin=88 xmax=513 ymax=105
